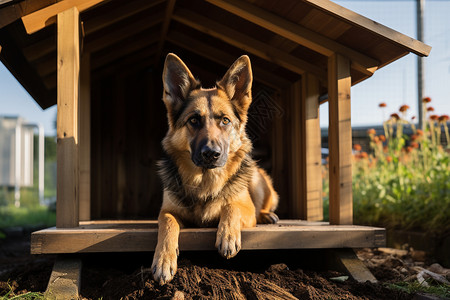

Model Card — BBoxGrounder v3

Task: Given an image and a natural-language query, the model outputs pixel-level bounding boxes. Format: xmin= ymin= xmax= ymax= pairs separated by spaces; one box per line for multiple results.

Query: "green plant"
xmin=323 ymin=98 xmax=450 ymax=237
xmin=387 ymin=281 xmax=450 ymax=298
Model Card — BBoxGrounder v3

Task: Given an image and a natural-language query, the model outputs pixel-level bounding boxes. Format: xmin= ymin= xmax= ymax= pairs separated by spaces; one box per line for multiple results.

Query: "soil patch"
xmin=1 ymin=234 xmax=448 ymax=299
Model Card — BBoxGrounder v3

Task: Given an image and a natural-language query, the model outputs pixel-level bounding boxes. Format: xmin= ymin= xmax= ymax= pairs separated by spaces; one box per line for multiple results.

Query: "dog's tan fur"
xmin=152 ymin=54 xmax=279 ymax=285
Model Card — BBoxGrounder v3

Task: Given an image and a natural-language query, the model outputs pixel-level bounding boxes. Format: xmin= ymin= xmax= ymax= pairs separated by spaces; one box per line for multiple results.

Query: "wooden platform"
xmin=31 ymin=220 xmax=385 ymax=254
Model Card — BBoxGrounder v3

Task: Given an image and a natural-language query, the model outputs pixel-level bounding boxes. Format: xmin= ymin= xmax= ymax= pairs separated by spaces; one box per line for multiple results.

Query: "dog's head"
xmin=162 ymin=53 xmax=253 ymax=169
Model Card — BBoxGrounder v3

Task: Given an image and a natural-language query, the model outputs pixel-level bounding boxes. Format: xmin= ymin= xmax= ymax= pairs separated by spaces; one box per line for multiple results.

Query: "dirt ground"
xmin=1 ymin=233 xmax=449 ymax=300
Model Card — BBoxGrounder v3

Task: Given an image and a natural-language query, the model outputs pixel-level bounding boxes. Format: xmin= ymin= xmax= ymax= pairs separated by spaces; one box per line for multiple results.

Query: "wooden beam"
xmin=45 ymin=257 xmax=82 ymax=299
xmin=172 ymin=8 xmax=327 ymax=82
xmin=22 ymin=0 xmax=107 ymax=34
xmin=85 ymin=13 xmax=164 ymax=53
xmin=79 ymin=53 xmax=90 ymax=221
xmin=302 ymin=0 xmax=431 ymax=57
xmin=301 ymin=74 xmax=323 ymax=221
xmin=31 ymin=220 xmax=386 ymax=254
xmin=91 ymin=32 xmax=159 ymax=70
xmin=56 ymin=7 xmax=80 ymax=228
xmin=83 ymin=0 xmax=165 ymax=35
xmin=154 ymin=0 xmax=176 ymax=65
xmin=289 ymin=81 xmax=302 ymax=219
xmin=205 ymin=0 xmax=379 ymax=76
xmin=166 ymin=30 xmax=290 ymax=90
xmin=328 ymin=53 xmax=352 ymax=225
xmin=0 ymin=0 xmax=56 ymax=29
xmin=0 ymin=29 xmax=52 ymax=109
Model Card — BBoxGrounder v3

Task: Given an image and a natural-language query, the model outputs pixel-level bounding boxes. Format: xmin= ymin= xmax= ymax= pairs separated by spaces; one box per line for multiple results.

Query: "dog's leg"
xmin=151 ymin=211 xmax=181 ymax=285
xmin=255 ymin=168 xmax=279 ymax=224
xmin=216 ymin=197 xmax=256 ymax=259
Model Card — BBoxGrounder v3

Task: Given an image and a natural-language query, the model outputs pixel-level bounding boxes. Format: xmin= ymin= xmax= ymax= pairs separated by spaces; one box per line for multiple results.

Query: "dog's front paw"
xmin=215 ymin=223 xmax=241 ymax=259
xmin=151 ymin=247 xmax=178 ymax=285
xmin=258 ymin=211 xmax=279 ymax=224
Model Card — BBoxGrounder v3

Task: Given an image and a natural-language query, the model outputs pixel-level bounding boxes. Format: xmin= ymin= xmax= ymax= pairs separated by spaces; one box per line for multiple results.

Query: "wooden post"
xmin=290 ymin=81 xmax=302 ymax=218
xmin=56 ymin=7 xmax=80 ymax=228
xmin=301 ymin=74 xmax=323 ymax=221
xmin=79 ymin=52 xmax=91 ymax=221
xmin=328 ymin=53 xmax=352 ymax=225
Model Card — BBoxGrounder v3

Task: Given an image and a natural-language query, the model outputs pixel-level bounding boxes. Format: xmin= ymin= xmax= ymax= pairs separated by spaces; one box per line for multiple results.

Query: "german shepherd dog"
xmin=152 ymin=54 xmax=279 ymax=285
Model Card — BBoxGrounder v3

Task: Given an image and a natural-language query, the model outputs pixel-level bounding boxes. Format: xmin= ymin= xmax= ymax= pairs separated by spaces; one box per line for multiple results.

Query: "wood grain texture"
xmin=56 ymin=7 xmax=80 ymax=228
xmin=31 ymin=220 xmax=386 ymax=254
xmin=79 ymin=53 xmax=91 ymax=221
xmin=22 ymin=0 xmax=106 ymax=34
xmin=289 ymin=81 xmax=303 ymax=219
xmin=172 ymin=8 xmax=327 ymax=81
xmin=205 ymin=0 xmax=379 ymax=74
xmin=301 ymin=74 xmax=323 ymax=221
xmin=328 ymin=53 xmax=352 ymax=225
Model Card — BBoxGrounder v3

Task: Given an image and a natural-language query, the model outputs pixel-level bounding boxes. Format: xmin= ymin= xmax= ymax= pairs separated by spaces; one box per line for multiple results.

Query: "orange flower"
xmin=373 ymin=136 xmax=380 ymax=143
xmin=379 ymin=135 xmax=386 ymax=142
xmin=411 ymin=134 xmax=418 ymax=141
xmin=416 ymin=129 xmax=424 ymax=136
xmin=361 ymin=152 xmax=368 ymax=159
xmin=379 ymin=102 xmax=387 ymax=108
xmin=367 ymin=128 xmax=376 ymax=135
xmin=427 ymin=106 xmax=435 ymax=112
xmin=353 ymin=144 xmax=362 ymax=151
xmin=439 ymin=115 xmax=449 ymax=123
xmin=430 ymin=115 xmax=439 ymax=121
xmin=386 ymin=156 xmax=393 ymax=163
xmin=399 ymin=105 xmax=410 ymax=112
xmin=390 ymin=113 xmax=400 ymax=121
xmin=411 ymin=142 xmax=419 ymax=149
xmin=406 ymin=146 xmax=413 ymax=153
xmin=423 ymin=97 xmax=432 ymax=103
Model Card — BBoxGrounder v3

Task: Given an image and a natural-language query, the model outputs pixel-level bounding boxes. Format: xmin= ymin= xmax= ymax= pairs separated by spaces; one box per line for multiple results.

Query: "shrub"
xmin=324 ymin=98 xmax=450 ymax=237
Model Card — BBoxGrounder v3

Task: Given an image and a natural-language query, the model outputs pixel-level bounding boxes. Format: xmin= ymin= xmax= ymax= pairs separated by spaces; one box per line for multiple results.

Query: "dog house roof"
xmin=0 ymin=0 xmax=431 ymax=109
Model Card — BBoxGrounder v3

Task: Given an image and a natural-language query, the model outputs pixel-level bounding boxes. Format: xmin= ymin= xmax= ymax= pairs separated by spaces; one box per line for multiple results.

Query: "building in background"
xmin=0 ymin=116 xmax=44 ymax=207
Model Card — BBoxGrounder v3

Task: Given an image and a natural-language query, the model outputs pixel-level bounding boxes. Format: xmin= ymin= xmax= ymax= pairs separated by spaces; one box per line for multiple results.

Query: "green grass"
xmin=0 ymin=281 xmax=45 ymax=300
xmin=0 ymin=206 xmax=55 ymax=230
xmin=387 ymin=281 xmax=450 ymax=298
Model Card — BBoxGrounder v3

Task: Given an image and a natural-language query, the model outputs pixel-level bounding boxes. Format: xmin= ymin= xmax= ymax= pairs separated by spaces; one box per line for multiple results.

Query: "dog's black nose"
xmin=201 ymin=145 xmax=221 ymax=163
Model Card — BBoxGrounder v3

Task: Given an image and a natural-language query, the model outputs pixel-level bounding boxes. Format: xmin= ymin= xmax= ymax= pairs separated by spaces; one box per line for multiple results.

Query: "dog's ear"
xmin=217 ymin=55 xmax=253 ymax=114
xmin=162 ymin=53 xmax=200 ymax=109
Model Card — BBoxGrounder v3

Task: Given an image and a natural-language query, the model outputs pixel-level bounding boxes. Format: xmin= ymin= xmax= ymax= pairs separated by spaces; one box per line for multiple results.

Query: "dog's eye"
xmin=189 ymin=117 xmax=199 ymax=125
xmin=222 ymin=117 xmax=231 ymax=125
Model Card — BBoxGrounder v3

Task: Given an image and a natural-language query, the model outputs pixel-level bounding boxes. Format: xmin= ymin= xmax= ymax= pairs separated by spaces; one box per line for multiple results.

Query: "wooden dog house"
xmin=0 ymin=0 xmax=430 ymax=254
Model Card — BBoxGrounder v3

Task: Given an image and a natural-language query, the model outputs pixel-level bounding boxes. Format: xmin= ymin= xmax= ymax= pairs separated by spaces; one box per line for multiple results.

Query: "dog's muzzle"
xmin=193 ymin=144 xmax=227 ymax=169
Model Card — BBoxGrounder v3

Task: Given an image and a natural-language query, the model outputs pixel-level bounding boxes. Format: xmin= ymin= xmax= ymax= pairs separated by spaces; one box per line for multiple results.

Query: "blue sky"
xmin=0 ymin=0 xmax=449 ymax=135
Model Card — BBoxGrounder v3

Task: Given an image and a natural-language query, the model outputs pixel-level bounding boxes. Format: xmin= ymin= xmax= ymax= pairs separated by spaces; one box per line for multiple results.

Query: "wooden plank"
xmin=22 ymin=0 xmax=107 ymax=34
xmin=302 ymin=0 xmax=431 ymax=57
xmin=0 ymin=29 xmax=53 ymax=109
xmin=56 ymin=7 xmax=80 ymax=228
xmin=91 ymin=32 xmax=159 ymax=70
xmin=205 ymin=0 xmax=379 ymax=76
xmin=328 ymin=249 xmax=377 ymax=283
xmin=85 ymin=13 xmax=164 ymax=53
xmin=328 ymin=53 xmax=352 ymax=225
xmin=0 ymin=0 xmax=56 ymax=29
xmin=45 ymin=257 xmax=82 ymax=299
xmin=172 ymin=8 xmax=327 ymax=81
xmin=289 ymin=81 xmax=302 ymax=219
xmin=154 ymin=0 xmax=176 ymax=65
xmin=83 ymin=0 xmax=165 ymax=35
xmin=30 ymin=220 xmax=386 ymax=254
xmin=79 ymin=53 xmax=90 ymax=221
xmin=165 ymin=30 xmax=289 ymax=90
xmin=301 ymin=74 xmax=323 ymax=221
